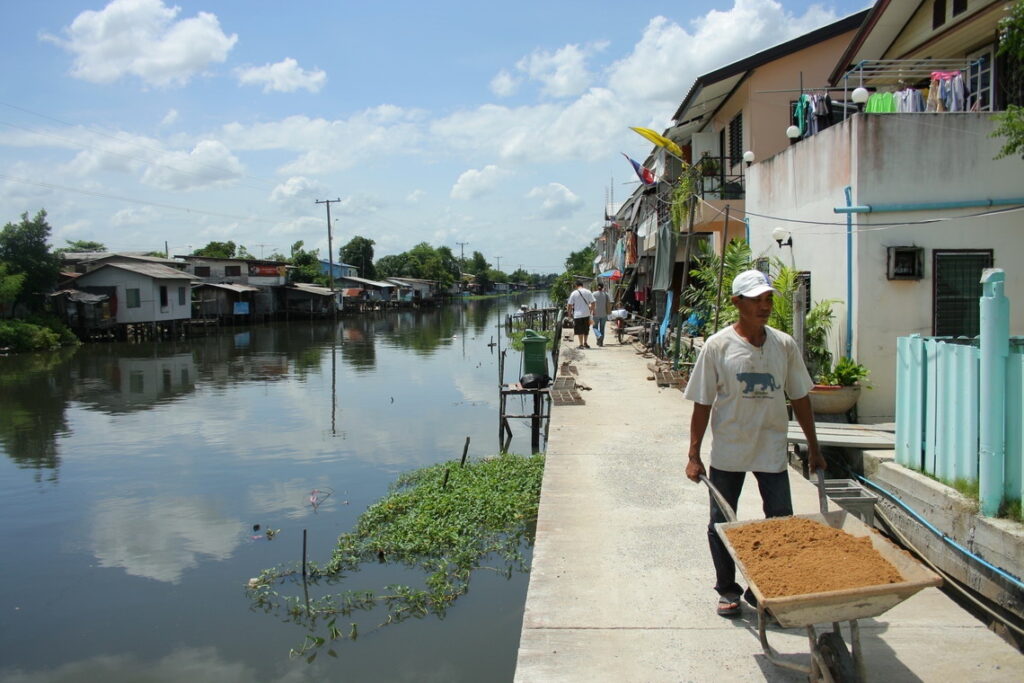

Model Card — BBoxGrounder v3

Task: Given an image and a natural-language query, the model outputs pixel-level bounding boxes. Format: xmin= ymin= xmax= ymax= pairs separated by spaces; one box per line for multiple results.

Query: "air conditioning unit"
xmin=887 ymin=246 xmax=924 ymax=280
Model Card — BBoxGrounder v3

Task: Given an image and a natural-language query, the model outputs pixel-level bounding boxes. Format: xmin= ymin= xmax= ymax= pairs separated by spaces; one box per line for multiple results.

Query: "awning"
xmin=598 ymin=269 xmax=623 ymax=281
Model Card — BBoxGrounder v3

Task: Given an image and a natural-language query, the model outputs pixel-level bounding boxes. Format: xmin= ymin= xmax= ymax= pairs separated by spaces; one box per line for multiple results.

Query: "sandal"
xmin=717 ymin=594 xmax=742 ymax=618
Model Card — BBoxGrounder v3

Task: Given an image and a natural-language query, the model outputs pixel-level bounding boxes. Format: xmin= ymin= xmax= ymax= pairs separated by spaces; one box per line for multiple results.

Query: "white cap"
xmin=732 ymin=269 xmax=778 ymax=297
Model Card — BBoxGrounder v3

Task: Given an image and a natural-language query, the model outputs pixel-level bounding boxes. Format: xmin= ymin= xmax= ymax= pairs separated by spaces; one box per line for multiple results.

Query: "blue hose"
xmin=854 ymin=474 xmax=1024 ymax=590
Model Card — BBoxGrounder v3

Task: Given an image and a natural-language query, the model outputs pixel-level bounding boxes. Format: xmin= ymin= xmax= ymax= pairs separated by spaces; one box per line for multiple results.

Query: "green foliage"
xmin=804 ymin=299 xmax=839 ymax=380
xmin=464 ymin=250 xmax=489 ymax=275
xmin=817 ymin=356 xmax=870 ymax=387
xmin=682 ymin=238 xmax=752 ymax=333
xmin=248 ymin=453 xmax=544 ymax=656
xmin=0 ymin=262 xmax=25 ymax=307
xmin=0 ymin=210 xmax=61 ymax=312
xmin=992 ymin=1 xmax=1024 ymax=158
xmin=192 ymin=241 xmax=238 ymax=258
xmin=340 ymin=236 xmax=377 ymax=280
xmin=991 ymin=105 xmax=1024 ymax=159
xmin=549 ymin=245 xmax=597 ymax=305
xmin=54 ymin=239 xmax=106 ymax=254
xmin=288 ymin=240 xmax=327 ymax=285
xmin=670 ymin=164 xmax=701 ymax=229
xmin=0 ymin=319 xmax=61 ymax=351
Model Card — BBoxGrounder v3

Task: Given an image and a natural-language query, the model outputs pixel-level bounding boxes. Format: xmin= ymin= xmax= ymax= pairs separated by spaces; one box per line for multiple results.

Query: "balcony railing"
xmin=694 ymin=154 xmax=745 ymax=200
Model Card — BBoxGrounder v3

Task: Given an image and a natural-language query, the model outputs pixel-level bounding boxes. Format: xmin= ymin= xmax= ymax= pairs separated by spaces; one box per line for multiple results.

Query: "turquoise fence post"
xmin=979 ymin=268 xmax=1009 ymax=516
xmin=1007 ymin=349 xmax=1024 ymax=507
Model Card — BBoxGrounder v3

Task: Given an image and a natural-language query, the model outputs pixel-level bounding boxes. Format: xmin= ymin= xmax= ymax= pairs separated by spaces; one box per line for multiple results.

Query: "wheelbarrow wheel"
xmin=816 ymin=632 xmax=859 ymax=683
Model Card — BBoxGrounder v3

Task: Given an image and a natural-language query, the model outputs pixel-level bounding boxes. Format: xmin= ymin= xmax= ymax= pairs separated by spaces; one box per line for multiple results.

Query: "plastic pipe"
xmin=855 ymin=474 xmax=1024 ymax=589
xmin=979 ymin=269 xmax=1009 ymax=516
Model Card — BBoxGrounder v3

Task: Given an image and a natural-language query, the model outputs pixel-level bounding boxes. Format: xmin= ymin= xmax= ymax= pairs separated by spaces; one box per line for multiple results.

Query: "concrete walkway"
xmin=514 ymin=338 xmax=1022 ymax=681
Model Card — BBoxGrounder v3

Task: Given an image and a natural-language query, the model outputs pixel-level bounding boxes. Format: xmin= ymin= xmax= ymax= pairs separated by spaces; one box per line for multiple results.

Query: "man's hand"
xmin=685 ymin=455 xmax=705 ymax=482
xmin=808 ymin=449 xmax=826 ymax=474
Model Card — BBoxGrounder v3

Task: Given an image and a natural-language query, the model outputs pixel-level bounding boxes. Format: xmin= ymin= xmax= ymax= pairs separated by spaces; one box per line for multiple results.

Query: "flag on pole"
xmin=629 ymin=126 xmax=683 ymax=159
xmin=622 ymin=153 xmax=655 ymax=185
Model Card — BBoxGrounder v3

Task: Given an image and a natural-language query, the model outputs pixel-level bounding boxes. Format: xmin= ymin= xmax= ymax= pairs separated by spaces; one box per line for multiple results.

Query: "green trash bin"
xmin=522 ymin=329 xmax=549 ymax=377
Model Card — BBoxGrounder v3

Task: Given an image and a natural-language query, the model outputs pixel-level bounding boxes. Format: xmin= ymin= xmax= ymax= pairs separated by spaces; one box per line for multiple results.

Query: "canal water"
xmin=0 ymin=295 xmax=549 ymax=682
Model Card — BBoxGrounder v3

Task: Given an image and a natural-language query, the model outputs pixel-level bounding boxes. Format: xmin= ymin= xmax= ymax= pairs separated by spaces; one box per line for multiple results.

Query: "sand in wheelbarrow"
xmin=724 ymin=517 xmax=904 ymax=598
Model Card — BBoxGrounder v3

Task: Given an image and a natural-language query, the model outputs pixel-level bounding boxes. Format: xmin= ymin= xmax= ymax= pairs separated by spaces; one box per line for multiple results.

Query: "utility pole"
xmin=315 ymin=199 xmax=341 ymax=292
xmin=495 ymin=256 xmax=503 ymax=272
xmin=316 ymin=199 xmax=341 ymax=320
xmin=456 ymin=241 xmax=469 ymax=271
xmin=254 ymin=243 xmax=272 ymax=259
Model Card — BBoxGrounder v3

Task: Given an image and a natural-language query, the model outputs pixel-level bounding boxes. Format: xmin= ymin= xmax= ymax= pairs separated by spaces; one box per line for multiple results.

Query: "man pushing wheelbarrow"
xmin=683 ymin=269 xmax=825 ymax=618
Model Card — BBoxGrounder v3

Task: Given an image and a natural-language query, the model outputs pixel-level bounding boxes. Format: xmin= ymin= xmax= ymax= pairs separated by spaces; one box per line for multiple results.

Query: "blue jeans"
xmin=593 ymin=317 xmax=607 ymax=339
xmin=707 ymin=467 xmax=792 ymax=597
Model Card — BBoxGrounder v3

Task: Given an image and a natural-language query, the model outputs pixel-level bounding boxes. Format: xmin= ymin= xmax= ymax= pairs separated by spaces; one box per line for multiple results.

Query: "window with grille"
xmin=933 ymin=250 xmax=993 ymax=336
xmin=728 ymin=113 xmax=742 ymax=165
xmin=194 ymin=266 xmax=211 ymax=277
xmin=225 ymin=265 xmax=242 ymax=277
xmin=126 ymin=288 xmax=140 ymax=308
xmin=968 ymin=47 xmax=995 ymax=111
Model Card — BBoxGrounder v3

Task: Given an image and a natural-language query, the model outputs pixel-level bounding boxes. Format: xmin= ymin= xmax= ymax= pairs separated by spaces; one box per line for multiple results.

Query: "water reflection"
xmin=90 ymin=495 xmax=241 ymax=584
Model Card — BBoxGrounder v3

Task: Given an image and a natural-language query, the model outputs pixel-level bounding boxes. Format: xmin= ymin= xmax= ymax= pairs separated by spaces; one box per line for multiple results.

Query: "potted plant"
xmin=809 ymin=357 xmax=870 ymax=415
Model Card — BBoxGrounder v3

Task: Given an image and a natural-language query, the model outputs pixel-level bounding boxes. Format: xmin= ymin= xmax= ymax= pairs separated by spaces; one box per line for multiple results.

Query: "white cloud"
xmin=221 ymin=105 xmax=424 ymax=175
xmin=43 ymin=0 xmax=238 ymax=87
xmin=160 ymin=108 xmax=179 ymax=126
xmin=607 ymin=0 xmax=839 ymax=112
xmin=140 ymin=139 xmax=244 ymax=191
xmin=526 ymin=182 xmax=583 ymax=219
xmin=490 ymin=69 xmax=520 ymax=97
xmin=269 ymin=176 xmax=325 ymax=206
xmin=112 ymin=206 xmax=158 ymax=226
xmin=516 ymin=42 xmax=606 ymax=98
xmin=236 ymin=57 xmax=327 ymax=94
xmin=406 ymin=189 xmax=426 ymax=202
xmin=450 ymin=165 xmax=509 ymax=200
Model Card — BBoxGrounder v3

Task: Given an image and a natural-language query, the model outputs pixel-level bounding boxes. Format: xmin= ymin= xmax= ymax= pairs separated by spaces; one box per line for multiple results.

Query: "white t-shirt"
xmin=567 ymin=288 xmax=595 ymax=318
xmin=682 ymin=325 xmax=812 ymax=473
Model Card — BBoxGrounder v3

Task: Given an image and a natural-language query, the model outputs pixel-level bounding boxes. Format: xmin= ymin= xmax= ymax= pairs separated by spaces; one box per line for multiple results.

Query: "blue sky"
xmin=1 ymin=0 xmax=868 ymax=274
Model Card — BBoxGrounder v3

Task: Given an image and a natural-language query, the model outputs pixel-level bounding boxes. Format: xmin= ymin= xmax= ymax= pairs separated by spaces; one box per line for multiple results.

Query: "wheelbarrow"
xmin=701 ymin=471 xmax=942 ymax=683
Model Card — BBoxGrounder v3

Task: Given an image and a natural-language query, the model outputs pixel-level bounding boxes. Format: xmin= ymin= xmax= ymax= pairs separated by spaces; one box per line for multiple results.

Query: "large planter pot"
xmin=808 ymin=384 xmax=861 ymax=414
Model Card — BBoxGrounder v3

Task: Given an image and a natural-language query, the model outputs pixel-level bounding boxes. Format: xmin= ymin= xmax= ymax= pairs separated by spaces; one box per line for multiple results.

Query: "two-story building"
xmin=744 ymin=0 xmax=1023 ymax=419
xmin=175 ymin=256 xmax=288 ymax=318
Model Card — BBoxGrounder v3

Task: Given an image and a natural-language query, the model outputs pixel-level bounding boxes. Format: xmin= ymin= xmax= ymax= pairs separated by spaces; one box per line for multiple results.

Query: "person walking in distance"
xmin=682 ymin=269 xmax=825 ymax=617
xmin=591 ymin=283 xmax=611 ymax=347
xmin=566 ymin=280 xmax=595 ymax=349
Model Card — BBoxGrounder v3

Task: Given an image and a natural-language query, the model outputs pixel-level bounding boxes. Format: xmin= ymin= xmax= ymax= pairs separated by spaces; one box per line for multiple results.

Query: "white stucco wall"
xmin=747 ymin=113 xmax=1024 ymax=420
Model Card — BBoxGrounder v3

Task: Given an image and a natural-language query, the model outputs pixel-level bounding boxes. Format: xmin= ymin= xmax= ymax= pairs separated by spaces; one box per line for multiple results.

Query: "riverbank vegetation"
xmin=247 ymin=452 xmax=545 ymax=660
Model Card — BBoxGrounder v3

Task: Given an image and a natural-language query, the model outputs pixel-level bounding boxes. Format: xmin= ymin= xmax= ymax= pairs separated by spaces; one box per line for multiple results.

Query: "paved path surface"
xmin=514 ymin=338 xmax=1022 ymax=681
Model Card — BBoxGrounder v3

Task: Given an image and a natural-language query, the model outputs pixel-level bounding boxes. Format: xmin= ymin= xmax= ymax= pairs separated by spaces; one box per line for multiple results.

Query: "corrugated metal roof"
xmin=338 ymin=275 xmax=396 ymax=288
xmin=288 ymin=282 xmax=335 ymax=297
xmin=193 ymin=282 xmax=261 ymax=293
xmin=84 ymin=262 xmax=198 ymax=280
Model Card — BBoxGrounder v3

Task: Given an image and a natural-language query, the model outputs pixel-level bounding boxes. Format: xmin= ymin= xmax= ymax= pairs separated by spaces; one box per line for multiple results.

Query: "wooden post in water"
xmin=302 ymin=528 xmax=308 ymax=578
xmin=531 ymin=392 xmax=542 ymax=453
xmin=460 ymin=436 xmax=471 ymax=466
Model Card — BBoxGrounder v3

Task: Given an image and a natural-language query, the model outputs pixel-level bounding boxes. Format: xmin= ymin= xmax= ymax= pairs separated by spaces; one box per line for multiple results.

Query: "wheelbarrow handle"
xmin=815 ymin=469 xmax=829 ymax=515
xmin=699 ymin=474 xmax=737 ymax=523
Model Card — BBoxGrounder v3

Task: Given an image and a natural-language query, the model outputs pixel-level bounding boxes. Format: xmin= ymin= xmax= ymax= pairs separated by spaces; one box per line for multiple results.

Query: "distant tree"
xmin=193 ymin=241 xmax=237 ymax=258
xmin=289 ymin=240 xmax=324 ymax=284
xmin=340 ymin=236 xmax=376 ymax=279
xmin=549 ymin=244 xmax=598 ymax=304
xmin=268 ymin=250 xmax=289 ymax=262
xmin=236 ymin=244 xmax=253 ymax=259
xmin=486 ymin=268 xmax=507 ymax=284
xmin=0 ymin=210 xmax=61 ymax=311
xmin=465 ymin=250 xmax=489 ymax=275
xmin=509 ymin=267 xmax=530 ymax=283
xmin=55 ymin=239 xmax=106 ymax=254
xmin=436 ymin=245 xmax=461 ymax=282
xmin=375 ymin=254 xmax=409 ymax=278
